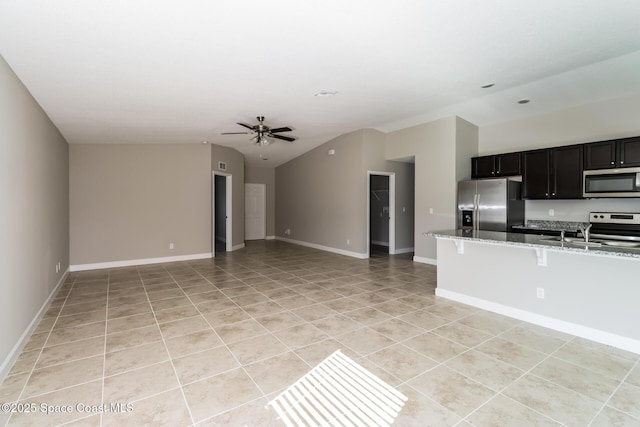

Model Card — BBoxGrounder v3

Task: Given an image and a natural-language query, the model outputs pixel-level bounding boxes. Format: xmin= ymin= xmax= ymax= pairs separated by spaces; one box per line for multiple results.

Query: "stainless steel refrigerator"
xmin=457 ymin=178 xmax=524 ymax=231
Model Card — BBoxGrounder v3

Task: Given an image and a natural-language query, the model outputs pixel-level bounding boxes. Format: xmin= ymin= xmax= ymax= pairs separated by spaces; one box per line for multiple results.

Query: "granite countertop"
xmin=512 ymin=220 xmax=589 ymax=232
xmin=424 ymin=229 xmax=640 ymax=259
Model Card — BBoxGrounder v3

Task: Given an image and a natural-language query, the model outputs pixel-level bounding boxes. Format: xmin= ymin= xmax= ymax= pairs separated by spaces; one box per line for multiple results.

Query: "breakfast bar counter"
xmin=426 ymin=229 xmax=640 ymax=354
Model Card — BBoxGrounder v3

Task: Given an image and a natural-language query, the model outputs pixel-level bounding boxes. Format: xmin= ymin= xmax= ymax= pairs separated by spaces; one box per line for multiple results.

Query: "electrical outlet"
xmin=347 ymin=239 xmax=350 ymax=245
xmin=284 ymin=228 xmax=291 ymax=235
xmin=549 ymin=209 xmax=555 ymax=217
xmin=429 ymin=208 xmax=434 ymax=214
xmin=169 ymin=243 xmax=175 ymax=250
xmin=536 ymin=288 xmax=545 ymax=299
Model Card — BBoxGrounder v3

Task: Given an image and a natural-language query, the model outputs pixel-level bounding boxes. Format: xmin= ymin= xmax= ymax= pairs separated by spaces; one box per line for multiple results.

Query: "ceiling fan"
xmin=222 ymin=116 xmax=297 ymax=146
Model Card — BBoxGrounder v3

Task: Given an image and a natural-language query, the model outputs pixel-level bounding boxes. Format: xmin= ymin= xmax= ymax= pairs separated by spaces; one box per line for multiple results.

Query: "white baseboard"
xmin=0 ymin=268 xmax=69 ymax=382
xmin=436 ymin=288 xmax=640 ymax=355
xmin=371 ymin=240 xmax=389 ymax=247
xmin=413 ymin=256 xmax=437 ymax=265
xmin=391 ymin=247 xmax=414 ymax=255
xmin=70 ymin=253 xmax=213 ymax=272
xmin=276 ymin=237 xmax=368 ymax=259
xmin=231 ymin=243 xmax=245 ymax=251
xmin=265 ymin=236 xmax=276 ymax=240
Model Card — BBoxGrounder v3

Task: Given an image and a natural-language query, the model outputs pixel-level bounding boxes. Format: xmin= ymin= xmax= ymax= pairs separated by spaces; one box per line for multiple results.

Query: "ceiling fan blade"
xmin=237 ymin=122 xmax=255 ymax=131
xmin=269 ymin=127 xmax=292 ymax=133
xmin=271 ymin=134 xmax=296 ymax=142
xmin=221 ymin=132 xmax=252 ymax=135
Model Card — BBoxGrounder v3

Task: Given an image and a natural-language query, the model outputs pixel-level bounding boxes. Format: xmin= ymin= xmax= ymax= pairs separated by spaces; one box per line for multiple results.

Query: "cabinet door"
xmin=584 ymin=140 xmax=616 ymax=170
xmin=472 ymin=156 xmax=495 ymax=178
xmin=496 ymin=152 xmax=521 ymax=176
xmin=522 ymin=149 xmax=550 ymax=199
xmin=551 ymin=145 xmax=583 ymax=198
xmin=618 ymin=136 xmax=640 ymax=168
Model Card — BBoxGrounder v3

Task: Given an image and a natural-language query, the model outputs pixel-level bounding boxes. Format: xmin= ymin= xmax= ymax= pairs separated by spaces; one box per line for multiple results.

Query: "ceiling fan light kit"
xmin=222 ymin=116 xmax=297 ymax=147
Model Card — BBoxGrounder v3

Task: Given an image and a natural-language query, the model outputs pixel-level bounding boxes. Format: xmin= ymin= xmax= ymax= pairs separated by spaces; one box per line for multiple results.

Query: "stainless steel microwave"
xmin=583 ymin=167 xmax=640 ymax=197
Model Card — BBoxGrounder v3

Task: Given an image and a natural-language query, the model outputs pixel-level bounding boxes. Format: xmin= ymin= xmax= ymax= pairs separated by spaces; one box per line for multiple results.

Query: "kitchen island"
xmin=427 ymin=229 xmax=640 ymax=354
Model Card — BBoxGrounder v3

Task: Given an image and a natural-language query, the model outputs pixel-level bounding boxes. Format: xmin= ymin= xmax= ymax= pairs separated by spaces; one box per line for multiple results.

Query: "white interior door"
xmin=245 ymin=183 xmax=266 ymax=240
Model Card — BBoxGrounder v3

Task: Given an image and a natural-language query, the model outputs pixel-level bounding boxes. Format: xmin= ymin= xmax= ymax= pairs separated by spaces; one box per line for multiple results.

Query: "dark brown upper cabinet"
xmin=522 ymin=145 xmax=583 ymax=199
xmin=471 ymin=152 xmax=521 ymax=178
xmin=618 ymin=137 xmax=640 ymax=168
xmin=551 ymin=145 xmax=584 ymax=198
xmin=584 ymin=136 xmax=640 ymax=169
xmin=522 ymin=149 xmax=550 ymax=199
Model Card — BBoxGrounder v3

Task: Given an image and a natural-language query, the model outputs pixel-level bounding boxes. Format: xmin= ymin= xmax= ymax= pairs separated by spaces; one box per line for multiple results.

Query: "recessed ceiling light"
xmin=481 ymin=83 xmax=495 ymax=89
xmin=517 ymin=99 xmax=531 ymax=104
xmin=314 ymin=90 xmax=338 ymax=97
xmin=202 ymin=140 xmax=209 ymax=144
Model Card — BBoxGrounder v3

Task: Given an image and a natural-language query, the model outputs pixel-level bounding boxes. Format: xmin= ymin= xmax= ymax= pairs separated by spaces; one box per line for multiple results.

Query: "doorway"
xmin=212 ymin=172 xmax=232 ymax=256
xmin=368 ymin=172 xmax=395 ymax=257
xmin=245 ymin=183 xmax=266 ymax=240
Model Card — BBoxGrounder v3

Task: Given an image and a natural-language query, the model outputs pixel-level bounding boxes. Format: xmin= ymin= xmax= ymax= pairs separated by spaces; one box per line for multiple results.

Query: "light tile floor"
xmin=1 ymin=241 xmax=639 ymax=426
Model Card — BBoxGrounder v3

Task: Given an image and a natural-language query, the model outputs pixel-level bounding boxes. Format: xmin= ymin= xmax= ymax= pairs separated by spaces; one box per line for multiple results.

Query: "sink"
xmin=569 ymin=241 xmax=602 ymax=247
xmin=595 ymin=240 xmax=640 ymax=248
xmin=540 ymin=236 xmax=583 ymax=243
xmin=540 ymin=236 xmax=640 ymax=249
xmin=539 ymin=237 xmax=602 ymax=247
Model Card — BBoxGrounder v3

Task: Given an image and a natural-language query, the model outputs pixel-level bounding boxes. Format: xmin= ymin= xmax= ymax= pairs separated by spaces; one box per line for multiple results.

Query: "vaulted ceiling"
xmin=2 ymin=1 xmax=640 ymax=166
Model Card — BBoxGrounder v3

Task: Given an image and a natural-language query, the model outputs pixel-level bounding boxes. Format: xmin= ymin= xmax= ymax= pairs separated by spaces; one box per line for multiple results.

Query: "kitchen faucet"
xmin=579 ymin=224 xmax=593 ymax=243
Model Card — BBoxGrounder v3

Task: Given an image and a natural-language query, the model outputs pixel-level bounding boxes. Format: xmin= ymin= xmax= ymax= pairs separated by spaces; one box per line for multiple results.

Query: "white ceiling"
xmin=2 ymin=1 xmax=640 ymax=167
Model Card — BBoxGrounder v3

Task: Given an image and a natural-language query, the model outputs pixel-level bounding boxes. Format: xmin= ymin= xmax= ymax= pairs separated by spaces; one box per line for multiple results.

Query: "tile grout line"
xmin=6 ymin=274 xmax=78 ymax=426
xmin=188 ymin=258 xmax=421 ymax=413
xmin=163 ymin=263 xmax=273 ymax=421
xmin=9 ymin=242 xmax=635 ymax=426
xmin=367 ymin=313 xmax=509 ymax=425
xmin=586 ymin=357 xmax=640 ymax=426
xmin=371 ymin=318 xmax=540 ymax=424
xmin=98 ymin=270 xmax=111 ymax=427
xmin=139 ymin=266 xmax=197 ymax=426
xmin=456 ymin=330 xmax=577 ymax=426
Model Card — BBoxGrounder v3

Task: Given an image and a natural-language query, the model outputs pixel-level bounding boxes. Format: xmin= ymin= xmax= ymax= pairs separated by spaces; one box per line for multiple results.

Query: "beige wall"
xmin=386 ymin=117 xmax=478 ymax=262
xmin=276 ymin=130 xmax=367 ymax=254
xmin=480 ymin=94 xmax=640 ymax=222
xmin=70 ymin=144 xmax=212 ymax=266
xmin=362 ymin=129 xmax=415 ymax=251
xmin=480 ymin=93 xmax=640 ymax=155
xmin=275 ymin=119 xmax=476 ymax=261
xmin=211 ymin=144 xmax=245 ymax=249
xmin=0 ymin=56 xmax=69 ymax=376
xmin=245 ymin=166 xmax=275 ymax=237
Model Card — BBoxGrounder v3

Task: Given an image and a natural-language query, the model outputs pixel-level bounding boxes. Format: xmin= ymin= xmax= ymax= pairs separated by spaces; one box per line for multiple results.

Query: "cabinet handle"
xmin=611 ymin=161 xmax=615 ymax=165
xmin=621 ymin=161 xmax=624 ymax=164
xmin=552 ymin=193 xmax=555 ymax=196
xmin=545 ymin=193 xmax=549 ymax=196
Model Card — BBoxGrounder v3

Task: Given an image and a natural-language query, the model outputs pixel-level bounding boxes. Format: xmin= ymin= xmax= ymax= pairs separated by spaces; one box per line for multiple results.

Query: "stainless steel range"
xmin=587 ymin=212 xmax=640 ymax=248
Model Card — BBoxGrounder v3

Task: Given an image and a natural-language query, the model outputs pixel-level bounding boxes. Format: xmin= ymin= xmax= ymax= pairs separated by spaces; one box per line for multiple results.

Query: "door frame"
xmin=245 ymin=183 xmax=267 ymax=240
xmin=366 ymin=171 xmax=395 ymax=258
xmin=212 ymin=171 xmax=233 ymax=256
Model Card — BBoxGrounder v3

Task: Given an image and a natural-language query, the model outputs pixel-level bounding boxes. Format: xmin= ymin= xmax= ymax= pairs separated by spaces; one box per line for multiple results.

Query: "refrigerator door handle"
xmin=474 ymin=193 xmax=480 ymax=231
